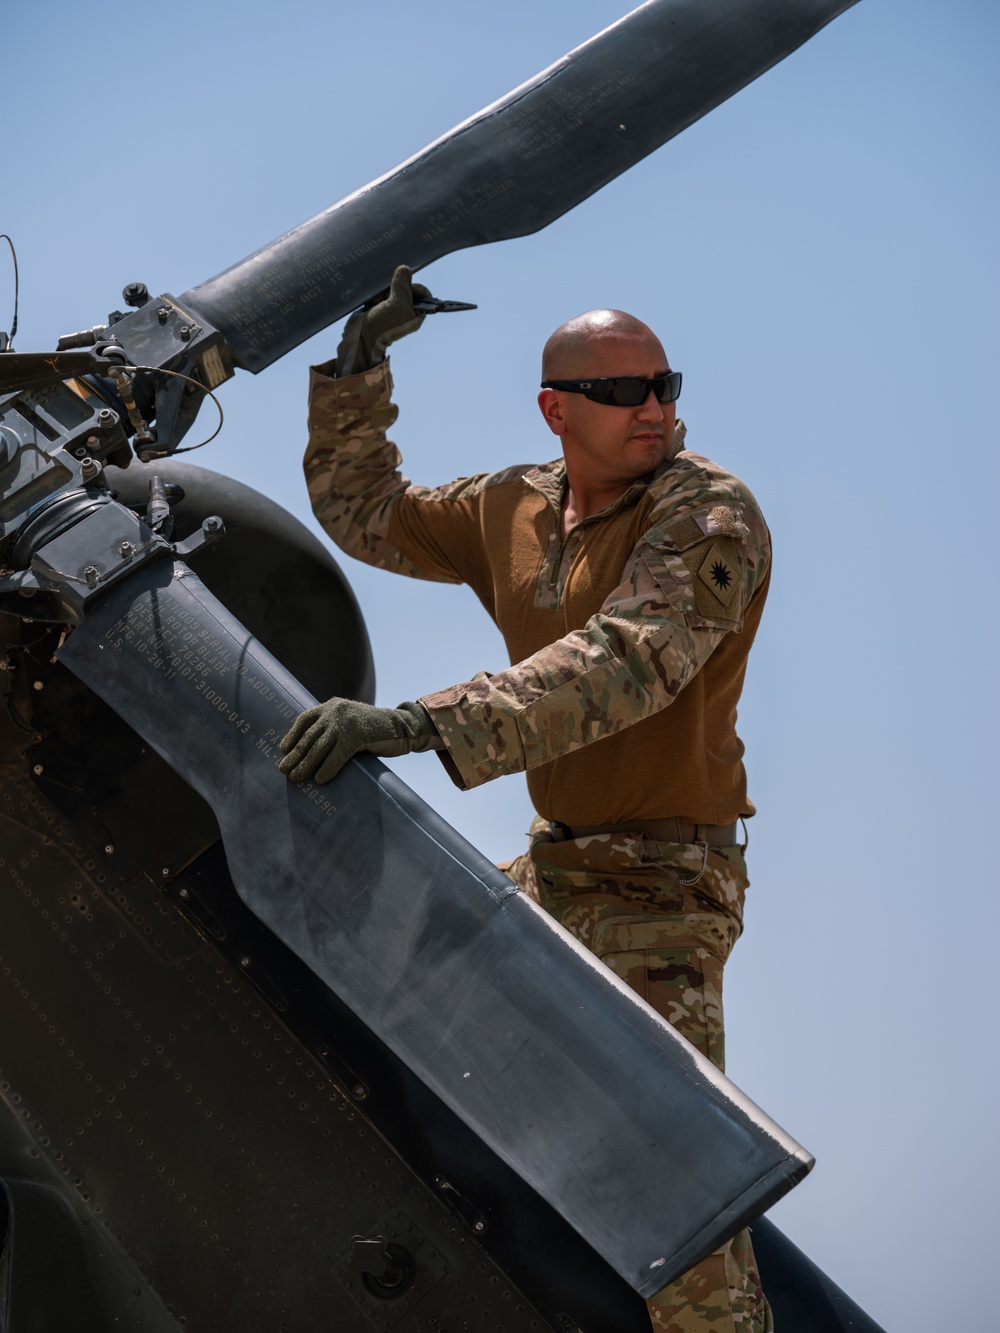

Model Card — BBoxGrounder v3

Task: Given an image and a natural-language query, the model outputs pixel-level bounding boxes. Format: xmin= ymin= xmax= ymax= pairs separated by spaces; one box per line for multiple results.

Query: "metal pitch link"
xmin=146 ymin=475 xmax=172 ymax=536
xmin=112 ymin=369 xmax=154 ymax=446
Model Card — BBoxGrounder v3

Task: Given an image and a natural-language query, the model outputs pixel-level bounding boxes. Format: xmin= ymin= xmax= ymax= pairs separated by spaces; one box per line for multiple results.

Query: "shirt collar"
xmin=524 ymin=419 xmax=688 ymax=510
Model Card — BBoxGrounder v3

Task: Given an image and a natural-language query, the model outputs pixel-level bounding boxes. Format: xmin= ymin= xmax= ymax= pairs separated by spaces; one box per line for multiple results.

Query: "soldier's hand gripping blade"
xmin=335 ymin=264 xmax=433 ymax=377
xmin=278 ymin=697 xmax=443 ymax=784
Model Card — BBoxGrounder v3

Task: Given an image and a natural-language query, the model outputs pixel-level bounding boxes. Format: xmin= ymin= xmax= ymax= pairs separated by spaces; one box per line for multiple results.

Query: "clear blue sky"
xmin=6 ymin=2 xmax=998 ymax=1327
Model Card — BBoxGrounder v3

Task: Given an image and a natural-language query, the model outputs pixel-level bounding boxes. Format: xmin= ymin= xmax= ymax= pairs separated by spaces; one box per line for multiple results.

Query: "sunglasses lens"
xmin=595 ymin=375 xmax=682 ymax=406
xmin=660 ymin=371 xmax=682 ymax=403
xmin=601 ymin=379 xmax=646 ymax=406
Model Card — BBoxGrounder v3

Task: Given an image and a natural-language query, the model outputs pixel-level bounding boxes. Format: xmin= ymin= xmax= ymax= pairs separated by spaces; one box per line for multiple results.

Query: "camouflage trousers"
xmin=501 ymin=820 xmax=772 ymax=1333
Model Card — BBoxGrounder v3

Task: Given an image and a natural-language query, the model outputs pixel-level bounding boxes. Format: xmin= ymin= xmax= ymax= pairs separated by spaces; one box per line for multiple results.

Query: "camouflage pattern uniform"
xmin=304 ymin=359 xmax=773 ymax=1332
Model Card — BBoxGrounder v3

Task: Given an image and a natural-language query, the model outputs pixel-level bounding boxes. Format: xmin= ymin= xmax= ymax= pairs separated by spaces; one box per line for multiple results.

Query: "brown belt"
xmin=546 ymin=817 xmax=741 ymax=846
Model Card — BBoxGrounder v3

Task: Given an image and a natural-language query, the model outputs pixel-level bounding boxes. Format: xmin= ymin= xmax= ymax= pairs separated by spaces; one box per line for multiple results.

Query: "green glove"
xmin=278 ymin=697 xmax=443 ymax=785
xmin=335 ymin=264 xmax=432 ymax=376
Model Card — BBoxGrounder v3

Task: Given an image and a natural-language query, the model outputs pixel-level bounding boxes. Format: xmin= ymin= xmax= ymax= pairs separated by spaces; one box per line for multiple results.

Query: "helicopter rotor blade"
xmin=181 ymin=0 xmax=859 ymax=374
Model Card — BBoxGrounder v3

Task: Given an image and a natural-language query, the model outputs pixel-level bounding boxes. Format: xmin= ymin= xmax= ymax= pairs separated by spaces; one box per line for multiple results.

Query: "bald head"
xmin=541 ymin=309 xmax=667 ymax=380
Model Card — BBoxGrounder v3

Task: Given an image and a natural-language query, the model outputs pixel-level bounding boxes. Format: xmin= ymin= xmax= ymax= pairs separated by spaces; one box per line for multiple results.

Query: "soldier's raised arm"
xmin=285 ymin=265 xmax=490 ymax=784
xmin=304 ymin=264 xmax=498 ymax=585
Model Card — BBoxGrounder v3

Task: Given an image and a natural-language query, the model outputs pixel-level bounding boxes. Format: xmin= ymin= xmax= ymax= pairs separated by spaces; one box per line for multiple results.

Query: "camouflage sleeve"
xmin=304 ymin=358 xmax=469 ymax=583
xmin=420 ymin=489 xmax=770 ymax=790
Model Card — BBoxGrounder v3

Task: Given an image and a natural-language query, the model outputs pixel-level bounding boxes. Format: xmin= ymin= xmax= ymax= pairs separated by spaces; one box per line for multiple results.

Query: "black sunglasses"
xmin=540 ymin=371 xmax=682 ymax=407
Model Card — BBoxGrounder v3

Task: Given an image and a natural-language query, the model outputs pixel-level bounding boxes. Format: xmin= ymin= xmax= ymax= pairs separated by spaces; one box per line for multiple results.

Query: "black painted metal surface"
xmin=0 ymin=766 xmax=566 ymax=1332
xmin=750 ymin=1218 xmax=887 ymax=1331
xmin=182 ymin=0 xmax=859 ymax=372
xmin=58 ymin=558 xmax=813 ymax=1298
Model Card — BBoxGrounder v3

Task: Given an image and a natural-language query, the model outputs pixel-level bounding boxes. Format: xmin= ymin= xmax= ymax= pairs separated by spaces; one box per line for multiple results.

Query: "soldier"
xmin=280 ymin=266 xmax=773 ymax=1333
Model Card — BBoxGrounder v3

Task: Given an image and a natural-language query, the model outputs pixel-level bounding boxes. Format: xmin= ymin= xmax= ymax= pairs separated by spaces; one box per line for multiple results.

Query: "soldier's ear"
xmin=538 ymin=388 xmax=567 ymax=436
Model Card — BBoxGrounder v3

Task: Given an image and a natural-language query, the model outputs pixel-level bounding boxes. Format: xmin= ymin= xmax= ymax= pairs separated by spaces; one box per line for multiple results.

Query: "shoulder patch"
xmin=676 ymin=534 xmax=747 ymax=627
xmin=697 ymin=543 xmax=739 ymax=606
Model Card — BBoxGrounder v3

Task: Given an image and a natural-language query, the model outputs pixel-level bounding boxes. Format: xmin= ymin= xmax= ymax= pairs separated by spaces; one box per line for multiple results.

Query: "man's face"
xmin=538 ymin=330 xmax=676 ymax=492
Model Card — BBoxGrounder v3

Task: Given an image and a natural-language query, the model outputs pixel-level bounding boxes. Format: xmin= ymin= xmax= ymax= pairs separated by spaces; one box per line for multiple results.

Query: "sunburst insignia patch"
xmin=697 ymin=543 xmax=739 ymax=605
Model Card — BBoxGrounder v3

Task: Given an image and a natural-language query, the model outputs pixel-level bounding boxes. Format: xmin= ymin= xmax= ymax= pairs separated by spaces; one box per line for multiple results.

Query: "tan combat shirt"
xmin=304 ymin=359 xmax=771 ymax=827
